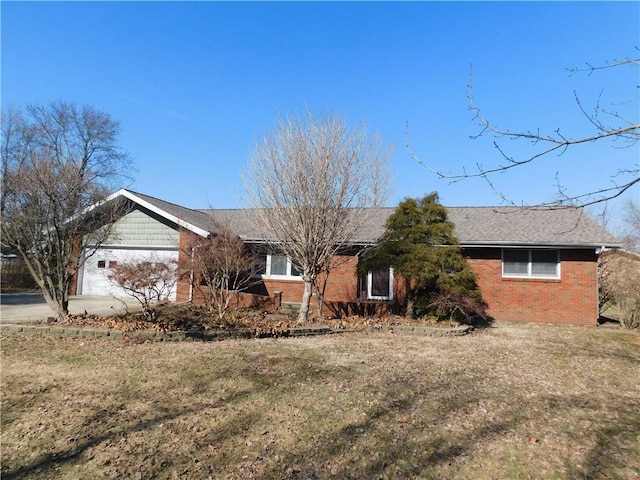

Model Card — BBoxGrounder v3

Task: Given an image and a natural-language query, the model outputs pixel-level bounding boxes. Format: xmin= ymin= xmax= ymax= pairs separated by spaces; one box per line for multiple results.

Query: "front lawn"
xmin=1 ymin=323 xmax=639 ymax=479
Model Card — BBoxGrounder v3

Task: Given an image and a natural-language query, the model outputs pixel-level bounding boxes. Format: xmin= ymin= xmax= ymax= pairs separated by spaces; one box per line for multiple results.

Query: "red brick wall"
xmin=176 ymin=235 xmax=363 ymax=315
xmin=176 ymin=232 xmax=600 ymax=325
xmin=244 ymin=254 xmax=361 ymax=315
xmin=176 ymin=229 xmax=197 ymax=302
xmin=465 ymin=248 xmax=598 ymax=326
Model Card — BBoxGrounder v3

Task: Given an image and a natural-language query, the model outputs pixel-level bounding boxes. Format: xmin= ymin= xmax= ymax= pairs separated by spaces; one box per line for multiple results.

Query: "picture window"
xmin=358 ymin=268 xmax=394 ymax=300
xmin=503 ymin=249 xmax=560 ymax=279
xmin=253 ymin=252 xmax=302 ymax=279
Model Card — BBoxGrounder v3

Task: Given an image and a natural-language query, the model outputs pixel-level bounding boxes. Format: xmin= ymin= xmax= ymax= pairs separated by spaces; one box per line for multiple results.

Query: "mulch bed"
xmin=38 ymin=302 xmax=464 ymax=336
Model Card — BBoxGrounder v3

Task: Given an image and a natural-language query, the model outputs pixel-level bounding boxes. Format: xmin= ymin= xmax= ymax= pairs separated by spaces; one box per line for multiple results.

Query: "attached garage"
xmin=76 ymin=190 xmax=212 ymax=300
xmin=78 ymin=247 xmax=179 ymax=299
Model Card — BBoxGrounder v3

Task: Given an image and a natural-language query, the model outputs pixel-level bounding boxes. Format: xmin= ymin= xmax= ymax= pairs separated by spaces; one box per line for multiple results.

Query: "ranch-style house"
xmin=74 ymin=189 xmax=622 ymax=326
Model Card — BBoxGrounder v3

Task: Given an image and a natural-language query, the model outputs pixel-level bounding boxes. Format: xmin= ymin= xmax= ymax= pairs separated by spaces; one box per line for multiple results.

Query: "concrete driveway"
xmin=0 ymin=293 xmax=140 ymax=323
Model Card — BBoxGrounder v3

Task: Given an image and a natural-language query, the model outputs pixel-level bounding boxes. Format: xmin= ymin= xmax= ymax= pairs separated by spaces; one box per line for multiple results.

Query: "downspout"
xmin=188 ymin=246 xmax=195 ymax=303
xmin=76 ymin=249 xmax=85 ymax=295
xmin=595 ymin=245 xmax=606 ymax=323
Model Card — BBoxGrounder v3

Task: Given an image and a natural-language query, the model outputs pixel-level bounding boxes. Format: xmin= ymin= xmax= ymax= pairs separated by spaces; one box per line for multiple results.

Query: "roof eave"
xmin=240 ymin=236 xmax=376 ymax=247
xmin=459 ymin=241 xmax=623 ymax=249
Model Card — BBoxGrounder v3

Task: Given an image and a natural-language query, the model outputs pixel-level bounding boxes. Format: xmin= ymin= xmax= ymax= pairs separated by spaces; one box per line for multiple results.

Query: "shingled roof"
xmin=200 ymin=205 xmax=621 ymax=248
xmin=101 ymin=190 xmax=620 ymax=248
xmin=446 ymin=206 xmax=621 ymax=247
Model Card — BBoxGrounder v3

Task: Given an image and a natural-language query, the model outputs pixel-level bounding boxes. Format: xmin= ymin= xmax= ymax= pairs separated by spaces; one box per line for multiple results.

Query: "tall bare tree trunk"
xmin=1 ymin=101 xmax=132 ymax=323
xmin=297 ymin=278 xmax=313 ymax=323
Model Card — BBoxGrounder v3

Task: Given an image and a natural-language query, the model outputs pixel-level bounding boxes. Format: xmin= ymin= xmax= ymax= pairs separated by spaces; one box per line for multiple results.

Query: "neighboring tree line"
xmin=598 ymin=199 xmax=640 ymax=330
xmin=0 ymin=255 xmax=38 ymax=291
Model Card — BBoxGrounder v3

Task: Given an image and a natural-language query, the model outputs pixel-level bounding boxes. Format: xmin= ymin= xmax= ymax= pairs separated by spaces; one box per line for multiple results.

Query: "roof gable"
xmin=104 ymin=189 xmax=212 ymax=237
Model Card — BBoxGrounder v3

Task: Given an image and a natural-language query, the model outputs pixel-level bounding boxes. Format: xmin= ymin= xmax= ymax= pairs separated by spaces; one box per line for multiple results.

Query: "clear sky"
xmin=2 ymin=1 xmax=638 ymax=232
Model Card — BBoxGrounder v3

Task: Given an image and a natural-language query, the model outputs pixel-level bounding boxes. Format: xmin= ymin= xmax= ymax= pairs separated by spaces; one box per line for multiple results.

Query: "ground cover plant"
xmin=2 ymin=323 xmax=639 ymax=479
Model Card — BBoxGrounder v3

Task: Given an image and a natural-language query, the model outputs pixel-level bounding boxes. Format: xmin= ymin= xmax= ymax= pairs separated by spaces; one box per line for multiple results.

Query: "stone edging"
xmin=391 ymin=324 xmax=474 ymax=337
xmin=0 ymin=323 xmax=473 ymax=340
xmin=0 ymin=324 xmax=335 ymax=341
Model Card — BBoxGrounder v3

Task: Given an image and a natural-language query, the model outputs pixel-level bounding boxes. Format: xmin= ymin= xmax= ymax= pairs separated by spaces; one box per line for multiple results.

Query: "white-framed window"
xmin=502 ymin=249 xmax=560 ymax=279
xmin=358 ymin=268 xmax=394 ymax=300
xmin=254 ymin=253 xmax=302 ymax=279
xmin=97 ymin=260 xmax=118 ymax=269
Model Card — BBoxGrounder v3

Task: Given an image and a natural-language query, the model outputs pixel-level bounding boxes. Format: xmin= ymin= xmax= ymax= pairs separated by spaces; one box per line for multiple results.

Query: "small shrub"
xmin=427 ymin=290 xmax=488 ymax=325
xmin=108 ymin=257 xmax=177 ymax=322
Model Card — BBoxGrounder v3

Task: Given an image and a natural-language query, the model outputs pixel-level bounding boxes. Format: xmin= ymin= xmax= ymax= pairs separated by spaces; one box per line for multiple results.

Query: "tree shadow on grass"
xmin=597 ymin=315 xmax=621 ymax=327
xmin=1 ymin=385 xmax=256 ymax=480
xmin=4 ymin=336 xmax=638 ymax=479
xmin=254 ymin=379 xmax=640 ymax=479
xmin=467 ymin=315 xmax=495 ymax=329
xmin=562 ymin=393 xmax=640 ymax=479
xmin=254 ymin=374 xmax=517 ymax=479
xmin=1 ymin=348 xmax=336 ymax=480
xmin=2 ymin=410 xmax=185 ymax=479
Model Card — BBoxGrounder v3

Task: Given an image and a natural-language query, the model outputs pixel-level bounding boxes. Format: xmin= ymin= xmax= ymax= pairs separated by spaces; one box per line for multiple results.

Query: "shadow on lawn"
xmin=3 ymin=338 xmax=637 ymax=479
xmin=255 ymin=373 xmax=516 ymax=479
xmin=466 ymin=315 xmax=495 ymax=329
xmin=564 ymin=394 xmax=640 ymax=480
xmin=1 ymin=349 xmax=334 ymax=480
xmin=1 ymin=388 xmax=259 ymax=480
xmin=255 ymin=380 xmax=639 ymax=479
xmin=2 ymin=409 xmax=189 ymax=480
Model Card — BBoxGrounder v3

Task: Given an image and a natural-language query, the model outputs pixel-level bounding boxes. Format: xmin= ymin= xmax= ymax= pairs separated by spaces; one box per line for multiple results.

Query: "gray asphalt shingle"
xmin=118 ymin=189 xmax=620 ymax=248
xmin=198 ymin=206 xmax=621 ymax=247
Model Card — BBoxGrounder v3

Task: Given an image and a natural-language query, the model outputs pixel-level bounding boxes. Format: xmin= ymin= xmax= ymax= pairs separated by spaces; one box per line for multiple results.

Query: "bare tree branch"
xmin=185 ymin=216 xmax=259 ymax=320
xmin=567 ymin=53 xmax=640 ymax=77
xmin=408 ymin=56 xmax=639 ymax=208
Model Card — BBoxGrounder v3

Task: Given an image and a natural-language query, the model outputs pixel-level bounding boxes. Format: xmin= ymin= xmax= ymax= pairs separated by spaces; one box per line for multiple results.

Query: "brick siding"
xmin=465 ymin=248 xmax=598 ymax=326
xmin=177 ymin=228 xmax=599 ymax=326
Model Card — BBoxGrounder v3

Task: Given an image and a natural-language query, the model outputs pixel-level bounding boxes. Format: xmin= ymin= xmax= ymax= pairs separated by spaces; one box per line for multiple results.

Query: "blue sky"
xmin=2 ymin=1 xmax=638 ymax=231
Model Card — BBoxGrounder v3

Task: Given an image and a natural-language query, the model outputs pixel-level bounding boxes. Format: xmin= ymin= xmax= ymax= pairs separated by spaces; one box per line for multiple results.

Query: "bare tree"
xmin=243 ymin=110 xmax=390 ymax=323
xmin=409 ymin=55 xmax=639 ymax=208
xmin=1 ymin=101 xmax=132 ymax=321
xmin=599 ymin=249 xmax=640 ymax=330
xmin=619 ymin=198 xmax=640 ymax=253
xmin=108 ymin=256 xmax=177 ymax=323
xmin=187 ymin=218 xmax=258 ymax=320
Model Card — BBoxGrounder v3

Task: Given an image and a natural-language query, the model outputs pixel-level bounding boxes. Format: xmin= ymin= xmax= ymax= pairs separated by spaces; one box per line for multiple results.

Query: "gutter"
xmin=459 ymin=242 xmax=624 ymax=250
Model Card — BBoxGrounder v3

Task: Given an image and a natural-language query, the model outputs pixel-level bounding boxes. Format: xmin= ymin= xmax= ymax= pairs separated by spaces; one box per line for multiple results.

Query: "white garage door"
xmin=79 ymin=248 xmax=179 ymax=300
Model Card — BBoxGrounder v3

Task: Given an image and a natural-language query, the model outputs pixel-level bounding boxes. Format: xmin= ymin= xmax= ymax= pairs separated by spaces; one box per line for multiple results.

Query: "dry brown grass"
xmin=2 ymin=323 xmax=639 ymax=479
